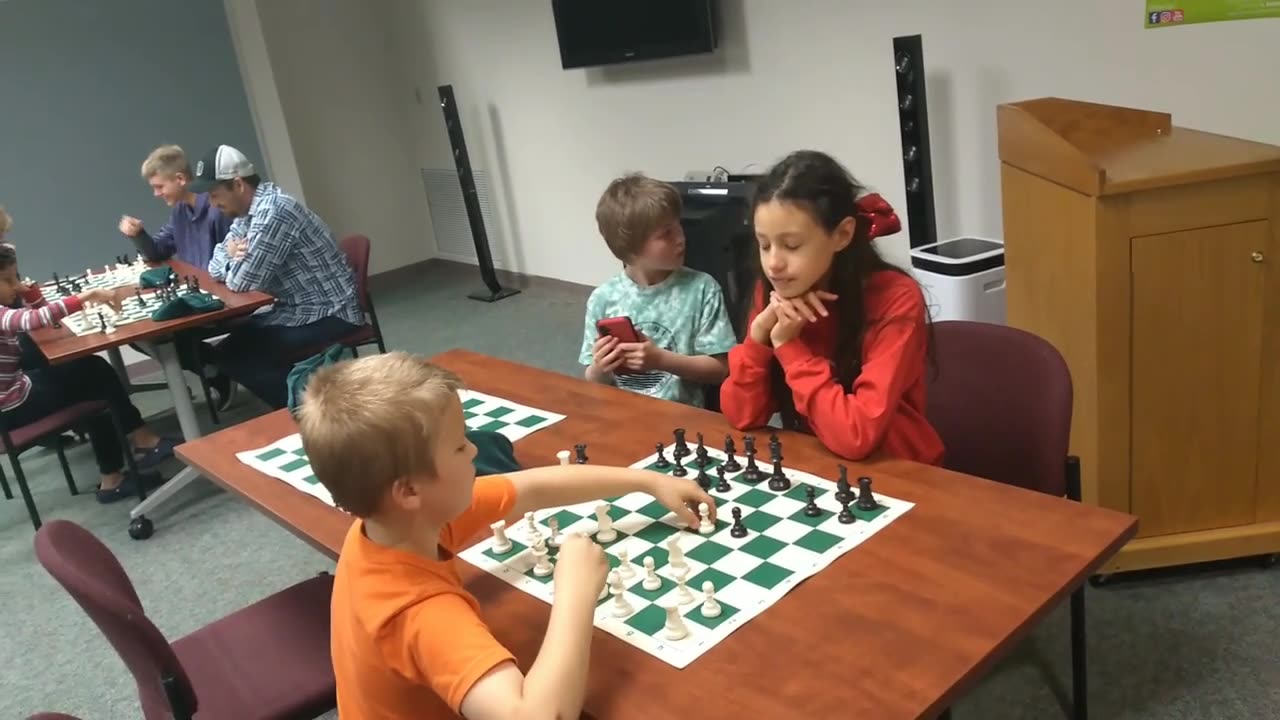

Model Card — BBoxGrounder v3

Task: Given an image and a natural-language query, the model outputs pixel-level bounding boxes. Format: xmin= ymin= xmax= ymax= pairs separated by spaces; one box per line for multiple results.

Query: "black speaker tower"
xmin=437 ymin=84 xmax=519 ymax=302
xmin=892 ymin=35 xmax=937 ymax=249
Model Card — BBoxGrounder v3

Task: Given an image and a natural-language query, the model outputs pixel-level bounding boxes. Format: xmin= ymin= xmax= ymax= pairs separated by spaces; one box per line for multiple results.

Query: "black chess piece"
xmin=742 ymin=447 xmax=761 ymax=483
xmin=695 ymin=464 xmax=712 ymax=491
xmin=856 ymin=476 xmax=878 ymax=511
xmin=653 ymin=443 xmax=671 ymax=469
xmin=714 ymin=465 xmax=731 ymax=492
xmin=834 ymin=465 xmax=853 ymax=504
xmin=769 ymin=432 xmax=781 ymax=455
xmin=838 ymin=497 xmax=856 ymax=524
xmin=767 ymin=457 xmax=791 ymax=491
xmin=803 ymin=485 xmax=822 ymax=517
xmin=694 ymin=444 xmax=709 ymax=469
xmin=671 ymin=452 xmax=687 ymax=477
xmin=673 ymin=428 xmax=690 ymax=458
xmin=97 ymin=311 xmax=107 ymax=333
xmin=729 ymin=507 xmax=748 ymax=538
xmin=574 ymin=444 xmax=588 ymax=464
xmin=743 ymin=434 xmax=756 ymax=456
xmin=722 ymin=435 xmax=741 ymax=472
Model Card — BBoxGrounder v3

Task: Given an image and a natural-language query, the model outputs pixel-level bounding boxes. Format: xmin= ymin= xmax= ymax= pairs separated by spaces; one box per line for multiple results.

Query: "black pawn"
xmin=729 ymin=507 xmax=748 ymax=538
xmin=742 ymin=447 xmax=760 ymax=483
xmin=767 ymin=457 xmax=790 ymax=491
xmin=838 ymin=497 xmax=856 ymax=524
xmin=695 ymin=464 xmax=712 ymax=491
xmin=856 ymin=476 xmax=878 ymax=511
xmin=673 ymin=428 xmax=690 ymax=458
xmin=671 ymin=452 xmax=687 ymax=477
xmin=653 ymin=443 xmax=671 ymax=469
xmin=722 ymin=435 xmax=741 ymax=472
xmin=574 ymin=444 xmax=588 ymax=464
xmin=834 ymin=465 xmax=853 ymax=504
xmin=743 ymin=434 xmax=756 ymax=456
xmin=714 ymin=465 xmax=731 ymax=492
xmin=803 ymin=485 xmax=822 ymax=517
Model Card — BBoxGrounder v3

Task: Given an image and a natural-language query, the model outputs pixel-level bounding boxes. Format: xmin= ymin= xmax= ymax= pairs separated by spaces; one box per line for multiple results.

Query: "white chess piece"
xmin=662 ymin=605 xmax=688 ymax=640
xmin=666 ymin=536 xmax=687 ymax=571
xmin=599 ymin=573 xmax=610 ymax=600
xmin=524 ymin=511 xmax=537 ymax=538
xmin=698 ymin=502 xmax=715 ymax=535
xmin=700 ymin=581 xmax=722 ymax=618
xmin=594 ymin=503 xmax=616 ymax=542
xmin=617 ymin=548 xmax=635 ymax=579
xmin=609 ymin=571 xmax=633 ymax=617
xmin=531 ymin=537 xmax=553 ymax=577
xmin=546 ymin=517 xmax=561 ymax=547
xmin=557 ymin=449 xmax=571 ymax=465
xmin=641 ymin=556 xmax=662 ymax=591
xmin=673 ymin=569 xmax=694 ymax=604
xmin=490 ymin=520 xmax=512 ymax=553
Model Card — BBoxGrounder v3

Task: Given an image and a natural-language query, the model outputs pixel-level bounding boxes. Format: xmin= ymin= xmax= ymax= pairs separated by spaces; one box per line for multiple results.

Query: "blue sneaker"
xmin=133 ymin=437 xmax=178 ymax=471
xmin=96 ymin=470 xmax=165 ymax=504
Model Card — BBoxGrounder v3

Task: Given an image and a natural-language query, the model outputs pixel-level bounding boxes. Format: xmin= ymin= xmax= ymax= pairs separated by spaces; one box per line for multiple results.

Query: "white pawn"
xmin=531 ymin=538 xmax=553 ymax=577
xmin=547 ymin=517 xmax=562 ymax=547
xmin=698 ymin=502 xmax=715 ymax=535
xmin=617 ymin=548 xmax=635 ymax=579
xmin=598 ymin=573 xmax=610 ymax=600
xmin=662 ymin=605 xmax=688 ymax=640
xmin=609 ymin=571 xmax=633 ymax=617
xmin=641 ymin=556 xmax=662 ymax=591
xmin=673 ymin=568 xmax=694 ymax=605
xmin=524 ymin=511 xmax=537 ymax=538
xmin=490 ymin=520 xmax=512 ymax=553
xmin=700 ymin=581 xmax=722 ymax=618
xmin=557 ymin=449 xmax=571 ymax=465
xmin=666 ymin=536 xmax=687 ymax=571
xmin=594 ymin=503 xmax=616 ymax=542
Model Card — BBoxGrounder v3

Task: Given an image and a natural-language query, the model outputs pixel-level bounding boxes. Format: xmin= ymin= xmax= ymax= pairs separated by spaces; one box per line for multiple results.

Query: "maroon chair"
xmin=26 ymin=714 xmax=84 ymax=720
xmin=1 ymin=400 xmax=145 ymax=530
xmin=925 ymin=320 xmax=1087 ymax=720
xmin=34 ymin=520 xmax=336 ymax=720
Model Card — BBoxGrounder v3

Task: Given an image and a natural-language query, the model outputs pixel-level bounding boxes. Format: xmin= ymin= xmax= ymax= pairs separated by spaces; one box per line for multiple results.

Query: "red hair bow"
xmin=855 ymin=193 xmax=902 ymax=240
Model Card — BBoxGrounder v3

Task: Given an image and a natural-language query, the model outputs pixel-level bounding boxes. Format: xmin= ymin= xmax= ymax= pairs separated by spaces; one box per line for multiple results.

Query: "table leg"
xmin=107 ymin=345 xmax=170 ymax=395
xmin=128 ymin=339 xmax=205 ymax=528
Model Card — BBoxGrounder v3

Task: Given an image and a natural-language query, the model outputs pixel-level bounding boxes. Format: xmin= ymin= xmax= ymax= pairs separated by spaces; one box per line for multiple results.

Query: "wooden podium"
xmin=997 ymin=98 xmax=1280 ymax=573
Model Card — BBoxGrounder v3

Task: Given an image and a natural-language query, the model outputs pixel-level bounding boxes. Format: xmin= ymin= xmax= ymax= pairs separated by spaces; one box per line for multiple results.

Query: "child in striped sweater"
xmin=0 ymin=243 xmax=175 ymax=502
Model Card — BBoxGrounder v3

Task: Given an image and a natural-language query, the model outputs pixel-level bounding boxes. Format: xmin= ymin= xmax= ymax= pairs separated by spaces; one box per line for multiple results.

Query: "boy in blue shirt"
xmin=117 ymin=144 xmax=236 ymax=410
xmin=580 ymin=173 xmax=735 ymax=408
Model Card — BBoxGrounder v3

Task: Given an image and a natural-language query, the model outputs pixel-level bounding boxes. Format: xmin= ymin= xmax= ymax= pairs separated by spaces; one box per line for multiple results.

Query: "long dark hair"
xmin=750 ymin=150 xmax=928 ymax=430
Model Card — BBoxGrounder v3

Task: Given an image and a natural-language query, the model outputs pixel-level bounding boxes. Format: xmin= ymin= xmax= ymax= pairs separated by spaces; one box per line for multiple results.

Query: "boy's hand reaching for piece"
xmin=118 ymin=216 xmax=143 ymax=238
xmin=553 ymin=533 xmax=609 ymax=598
xmin=648 ymin=473 xmax=716 ymax=528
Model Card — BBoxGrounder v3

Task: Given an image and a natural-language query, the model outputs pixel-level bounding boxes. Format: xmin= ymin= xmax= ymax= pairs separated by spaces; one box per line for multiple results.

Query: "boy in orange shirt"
xmin=297 ymin=352 xmax=715 ymax=720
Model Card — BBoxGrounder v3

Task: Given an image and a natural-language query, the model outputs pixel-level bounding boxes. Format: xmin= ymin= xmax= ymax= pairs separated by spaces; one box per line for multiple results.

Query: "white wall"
xmin=230 ymin=0 xmax=436 ymax=275
xmin=381 ymin=0 xmax=1280 ymax=286
xmin=231 ymin=0 xmax=1280 ymax=287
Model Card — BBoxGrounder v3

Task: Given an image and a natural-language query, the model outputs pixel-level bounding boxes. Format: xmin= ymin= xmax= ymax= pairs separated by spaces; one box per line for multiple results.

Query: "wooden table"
xmin=177 ymin=349 xmax=1137 ymax=720
xmin=31 ymin=259 xmax=273 ymax=536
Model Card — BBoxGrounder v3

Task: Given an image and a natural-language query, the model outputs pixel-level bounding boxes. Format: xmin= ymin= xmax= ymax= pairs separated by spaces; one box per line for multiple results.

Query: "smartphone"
xmin=596 ymin=316 xmax=641 ymax=343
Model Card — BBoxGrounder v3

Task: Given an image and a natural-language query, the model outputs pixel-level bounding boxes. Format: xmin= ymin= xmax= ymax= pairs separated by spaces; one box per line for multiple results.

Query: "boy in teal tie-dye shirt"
xmin=579 ymin=174 xmax=736 ymax=408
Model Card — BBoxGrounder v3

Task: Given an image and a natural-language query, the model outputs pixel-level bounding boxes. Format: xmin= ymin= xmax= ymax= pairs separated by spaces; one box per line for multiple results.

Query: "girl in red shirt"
xmin=720 ymin=151 xmax=944 ymax=465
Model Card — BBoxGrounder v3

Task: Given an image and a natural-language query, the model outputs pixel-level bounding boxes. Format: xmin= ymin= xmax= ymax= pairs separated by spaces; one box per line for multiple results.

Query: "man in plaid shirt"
xmin=193 ymin=145 xmax=362 ymax=409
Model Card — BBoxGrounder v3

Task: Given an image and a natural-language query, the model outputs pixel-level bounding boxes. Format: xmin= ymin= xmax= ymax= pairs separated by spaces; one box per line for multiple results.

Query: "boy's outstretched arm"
xmin=458 ymin=535 xmax=607 ymax=720
xmin=503 ymin=464 xmax=714 ymax=528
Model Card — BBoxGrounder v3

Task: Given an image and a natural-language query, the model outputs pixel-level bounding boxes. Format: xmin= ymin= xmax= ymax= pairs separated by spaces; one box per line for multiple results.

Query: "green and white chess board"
xmin=236 ymin=390 xmax=564 ymax=507
xmin=458 ymin=438 xmax=913 ymax=669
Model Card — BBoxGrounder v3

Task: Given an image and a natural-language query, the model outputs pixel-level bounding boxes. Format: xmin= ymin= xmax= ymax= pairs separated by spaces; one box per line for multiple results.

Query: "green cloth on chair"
xmin=284 ymin=345 xmax=523 ymax=475
xmin=287 ymin=344 xmax=346 ymax=415
xmin=470 ymin=431 xmax=520 ymax=475
xmin=138 ymin=267 xmax=176 ymax=288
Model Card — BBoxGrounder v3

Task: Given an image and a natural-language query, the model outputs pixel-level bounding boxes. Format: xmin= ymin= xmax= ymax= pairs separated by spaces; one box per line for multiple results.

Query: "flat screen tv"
xmin=551 ymin=0 xmax=718 ymax=69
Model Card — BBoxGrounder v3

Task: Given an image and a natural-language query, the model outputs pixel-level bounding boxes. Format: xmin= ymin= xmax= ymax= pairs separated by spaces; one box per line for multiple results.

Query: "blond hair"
xmin=0 ymin=206 xmax=10 ymax=238
xmin=296 ymin=352 xmax=465 ymax=517
xmin=595 ymin=173 xmax=682 ymax=261
xmin=141 ymin=144 xmax=192 ymax=180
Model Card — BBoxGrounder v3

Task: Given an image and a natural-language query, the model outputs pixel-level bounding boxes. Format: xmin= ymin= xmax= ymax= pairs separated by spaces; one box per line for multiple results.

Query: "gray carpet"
xmin=0 ymin=260 xmax=1275 ymax=720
